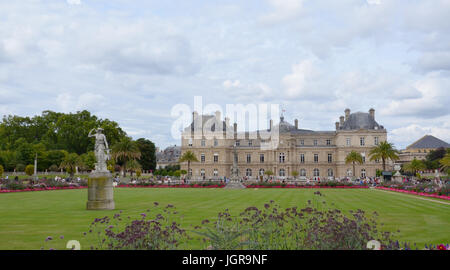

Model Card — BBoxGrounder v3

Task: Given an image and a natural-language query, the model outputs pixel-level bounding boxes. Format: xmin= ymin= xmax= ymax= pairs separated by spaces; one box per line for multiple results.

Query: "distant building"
xmin=398 ymin=135 xmax=450 ymax=164
xmin=156 ymin=145 xmax=181 ymax=169
xmin=181 ymin=108 xmax=387 ymax=180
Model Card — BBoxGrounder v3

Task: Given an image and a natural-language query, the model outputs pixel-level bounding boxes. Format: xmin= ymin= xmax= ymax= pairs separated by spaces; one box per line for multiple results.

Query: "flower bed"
xmin=0 ymin=186 xmax=87 ymax=193
xmin=117 ymin=184 xmax=225 ymax=188
xmin=376 ymin=187 xmax=450 ymax=201
xmin=246 ymin=184 xmax=369 ymax=189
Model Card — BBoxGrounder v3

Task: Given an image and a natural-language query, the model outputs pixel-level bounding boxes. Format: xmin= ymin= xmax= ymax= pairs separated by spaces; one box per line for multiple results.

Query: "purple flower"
xmin=45 ymin=236 xmax=53 ymax=242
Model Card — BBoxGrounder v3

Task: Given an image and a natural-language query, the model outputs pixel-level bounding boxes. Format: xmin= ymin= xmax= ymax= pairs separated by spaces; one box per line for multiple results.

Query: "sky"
xmin=0 ymin=0 xmax=449 ymax=150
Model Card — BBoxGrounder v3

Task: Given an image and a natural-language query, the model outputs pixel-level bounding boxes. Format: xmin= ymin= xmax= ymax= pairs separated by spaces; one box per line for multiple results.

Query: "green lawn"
xmin=0 ymin=188 xmax=449 ymax=250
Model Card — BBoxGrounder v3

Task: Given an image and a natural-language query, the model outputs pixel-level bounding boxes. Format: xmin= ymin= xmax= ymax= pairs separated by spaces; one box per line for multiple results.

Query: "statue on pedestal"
xmin=87 ymin=128 xmax=114 ymax=210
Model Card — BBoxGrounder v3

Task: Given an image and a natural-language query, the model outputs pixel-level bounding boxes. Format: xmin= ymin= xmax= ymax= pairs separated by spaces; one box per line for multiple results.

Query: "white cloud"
xmin=67 ymin=0 xmax=81 ymax=5
xmin=260 ymin=0 xmax=304 ymax=24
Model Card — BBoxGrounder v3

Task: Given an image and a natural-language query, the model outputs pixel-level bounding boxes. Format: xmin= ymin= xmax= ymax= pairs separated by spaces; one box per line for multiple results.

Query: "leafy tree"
xmin=179 ymin=151 xmax=198 ymax=180
xmin=136 ymin=138 xmax=156 ymax=171
xmin=136 ymin=169 xmax=142 ymax=178
xmin=345 ymin=151 xmax=364 ymax=178
xmin=16 ymin=163 xmax=25 ymax=172
xmin=174 ymin=170 xmax=181 ymax=178
xmin=0 ymin=164 xmax=4 ymax=177
xmin=403 ymin=158 xmax=426 ymax=179
xmin=112 ymin=137 xmax=141 ymax=177
xmin=180 ymin=170 xmax=187 ymax=176
xmin=25 ymin=165 xmax=35 ymax=176
xmin=46 ymin=150 xmax=68 ymax=171
xmin=60 ymin=153 xmax=83 ymax=177
xmin=291 ymin=170 xmax=299 ymax=179
xmin=369 ymin=141 xmax=399 ymax=171
xmin=80 ymin=151 xmax=96 ymax=171
xmin=264 ymin=170 xmax=274 ymax=178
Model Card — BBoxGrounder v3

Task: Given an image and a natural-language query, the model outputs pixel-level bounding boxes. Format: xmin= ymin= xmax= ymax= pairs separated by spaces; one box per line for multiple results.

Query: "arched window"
xmin=313 ymin=168 xmax=320 ymax=177
xmin=361 ymin=169 xmax=366 ymax=178
xmin=246 ymin=168 xmax=252 ymax=177
xmin=347 ymin=169 xmax=352 ymax=176
xmin=328 ymin=168 xmax=333 ymax=176
xmin=300 ymin=169 xmax=306 ymax=177
xmin=259 ymin=169 xmax=265 ymax=176
xmin=279 ymin=168 xmax=285 ymax=176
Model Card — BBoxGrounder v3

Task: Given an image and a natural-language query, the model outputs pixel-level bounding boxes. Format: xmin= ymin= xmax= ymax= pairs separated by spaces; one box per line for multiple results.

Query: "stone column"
xmin=86 ymin=171 xmax=115 ymax=210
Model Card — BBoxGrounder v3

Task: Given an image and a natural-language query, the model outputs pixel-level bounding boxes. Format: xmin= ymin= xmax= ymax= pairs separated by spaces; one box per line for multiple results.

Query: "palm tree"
xmin=179 ymin=151 xmax=198 ymax=180
xmin=440 ymin=152 xmax=450 ymax=171
xmin=126 ymin=159 xmax=142 ymax=177
xmin=369 ymin=141 xmax=400 ymax=171
xmin=345 ymin=151 xmax=364 ymax=179
xmin=111 ymin=137 xmax=141 ymax=177
xmin=60 ymin=153 xmax=83 ymax=177
xmin=403 ymin=158 xmax=426 ymax=179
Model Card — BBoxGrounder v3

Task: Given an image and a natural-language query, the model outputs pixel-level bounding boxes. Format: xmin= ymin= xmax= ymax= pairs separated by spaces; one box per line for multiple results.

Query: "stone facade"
xmin=181 ymin=109 xmax=387 ymax=180
xmin=156 ymin=145 xmax=181 ymax=169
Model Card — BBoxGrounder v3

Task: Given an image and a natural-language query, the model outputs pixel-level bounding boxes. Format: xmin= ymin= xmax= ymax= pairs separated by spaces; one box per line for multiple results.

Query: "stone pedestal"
xmin=86 ymin=171 xmax=115 ymax=210
xmin=225 ymin=180 xmax=246 ymax=189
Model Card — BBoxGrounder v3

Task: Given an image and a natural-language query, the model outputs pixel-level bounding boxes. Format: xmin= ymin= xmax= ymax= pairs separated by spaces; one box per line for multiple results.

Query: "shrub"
xmin=83 ymin=203 xmax=187 ymax=250
xmin=25 ymin=165 xmax=35 ymax=176
xmin=49 ymin=164 xmax=59 ymax=172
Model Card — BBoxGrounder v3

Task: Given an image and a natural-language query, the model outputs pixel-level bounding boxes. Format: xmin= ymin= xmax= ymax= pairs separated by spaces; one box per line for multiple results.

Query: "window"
xmin=326 ymin=139 xmax=331 ymax=146
xmin=213 ymin=169 xmax=218 ymax=176
xmin=248 ymin=140 xmax=253 ymax=146
xmin=201 ymin=154 xmax=205 ymax=163
xmin=279 ymin=169 xmax=285 ymax=177
xmin=314 ymin=154 xmax=319 ymax=163
xmin=361 ymin=169 xmax=366 ymax=178
xmin=375 ymin=158 xmax=380 ymax=163
xmin=346 ymin=138 xmax=351 ymax=146
xmin=360 ymin=137 xmax=365 ymax=146
xmin=279 ymin=153 xmax=285 ymax=163
xmin=213 ymin=153 xmax=218 ymax=163
xmin=214 ymin=139 xmax=218 ymax=146
xmin=200 ymin=169 xmax=205 ymax=177
xmin=300 ymin=140 xmax=304 ymax=146
xmin=259 ymin=169 xmax=265 ymax=176
xmin=300 ymin=153 xmax=305 ymax=163
xmin=235 ymin=140 xmax=240 ymax=146
xmin=328 ymin=153 xmax=332 ymax=163
xmin=260 ymin=154 xmax=264 ymax=163
xmin=188 ymin=168 xmax=192 ymax=176
xmin=314 ymin=139 xmax=318 ymax=146
xmin=374 ymin=137 xmax=379 ymax=146
xmin=313 ymin=168 xmax=320 ymax=177
xmin=201 ymin=140 xmax=206 ymax=146
xmin=188 ymin=138 xmax=193 ymax=147
xmin=328 ymin=168 xmax=333 ymax=177
xmin=246 ymin=154 xmax=251 ymax=163
xmin=300 ymin=169 xmax=306 ymax=177
xmin=246 ymin=168 xmax=252 ymax=177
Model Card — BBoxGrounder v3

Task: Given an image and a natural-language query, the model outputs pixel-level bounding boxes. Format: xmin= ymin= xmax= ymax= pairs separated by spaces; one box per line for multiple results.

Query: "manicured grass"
xmin=0 ymin=188 xmax=449 ymax=250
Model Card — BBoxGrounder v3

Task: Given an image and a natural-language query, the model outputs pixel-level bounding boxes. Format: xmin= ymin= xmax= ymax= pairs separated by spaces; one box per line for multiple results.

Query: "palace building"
xmin=180 ymin=108 xmax=387 ymax=180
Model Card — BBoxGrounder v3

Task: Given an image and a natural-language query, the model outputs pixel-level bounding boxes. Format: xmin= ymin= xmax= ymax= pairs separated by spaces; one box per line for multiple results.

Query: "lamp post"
xmin=34 ymin=153 xmax=38 ymax=182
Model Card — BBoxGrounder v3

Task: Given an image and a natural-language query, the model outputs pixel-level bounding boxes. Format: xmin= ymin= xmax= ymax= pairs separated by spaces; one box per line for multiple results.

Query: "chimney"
xmin=335 ymin=122 xmax=339 ymax=130
xmin=340 ymin=116 xmax=345 ymax=126
xmin=225 ymin=117 xmax=230 ymax=127
xmin=215 ymin=110 xmax=221 ymax=120
xmin=369 ymin=108 xmax=375 ymax=119
xmin=269 ymin=119 xmax=273 ymax=131
xmin=294 ymin=119 xmax=298 ymax=129
xmin=233 ymin=122 xmax=237 ymax=140
xmin=345 ymin=108 xmax=350 ymax=121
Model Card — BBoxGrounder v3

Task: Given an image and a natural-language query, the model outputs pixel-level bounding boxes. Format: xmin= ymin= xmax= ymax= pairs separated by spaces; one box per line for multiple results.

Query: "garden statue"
xmin=87 ymin=128 xmax=115 ymax=210
xmin=88 ymin=128 xmax=110 ymax=173
xmin=225 ymin=142 xmax=245 ymax=189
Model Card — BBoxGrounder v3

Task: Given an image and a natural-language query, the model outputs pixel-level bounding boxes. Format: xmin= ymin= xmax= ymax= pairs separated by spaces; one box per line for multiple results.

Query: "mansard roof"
xmin=340 ymin=112 xmax=382 ymax=130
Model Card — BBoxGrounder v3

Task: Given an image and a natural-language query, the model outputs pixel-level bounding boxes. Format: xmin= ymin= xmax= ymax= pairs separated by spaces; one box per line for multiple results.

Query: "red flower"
xmin=437 ymin=244 xmax=447 ymax=250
